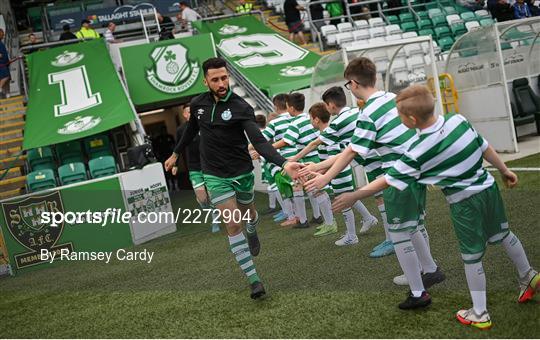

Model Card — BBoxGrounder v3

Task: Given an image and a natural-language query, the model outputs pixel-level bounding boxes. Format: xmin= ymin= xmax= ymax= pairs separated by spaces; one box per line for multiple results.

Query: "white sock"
xmin=378 ymin=203 xmax=390 ymax=242
xmin=342 ymin=208 xmax=356 ymax=237
xmin=464 ymin=261 xmax=487 ymax=315
xmin=282 ymin=198 xmax=295 ymax=219
xmin=268 ymin=191 xmax=276 ymax=209
xmin=502 ymin=231 xmax=531 ymax=278
xmin=316 ymin=192 xmax=334 ymax=225
xmin=273 ymin=190 xmax=284 ymax=210
xmin=353 ymin=200 xmax=374 ymax=221
xmin=293 ymin=191 xmax=307 ymax=223
xmin=308 ymin=192 xmax=321 ymax=219
xmin=411 ymin=229 xmax=438 ymax=274
xmin=391 ymin=233 xmax=425 ymax=297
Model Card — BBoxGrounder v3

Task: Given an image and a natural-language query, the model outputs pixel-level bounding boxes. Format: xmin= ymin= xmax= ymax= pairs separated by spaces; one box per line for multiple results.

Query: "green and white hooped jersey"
xmin=262 ymin=112 xmax=296 ymax=158
xmin=319 ymin=140 xmax=355 ymax=193
xmin=283 ymin=112 xmax=320 ymax=159
xmin=385 ymin=114 xmax=493 ymax=204
xmin=350 ymin=91 xmax=417 ymax=170
xmin=319 ymin=107 xmax=359 ymax=148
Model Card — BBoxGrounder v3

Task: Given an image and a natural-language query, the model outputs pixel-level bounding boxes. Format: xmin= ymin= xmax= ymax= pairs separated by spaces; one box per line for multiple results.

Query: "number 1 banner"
xmin=23 ymin=39 xmax=137 ymax=150
xmin=195 ymin=15 xmax=320 ymax=98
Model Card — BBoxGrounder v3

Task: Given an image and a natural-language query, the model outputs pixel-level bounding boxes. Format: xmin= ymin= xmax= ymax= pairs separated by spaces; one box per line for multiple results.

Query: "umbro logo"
xmin=197 ymin=108 xmax=204 ymax=115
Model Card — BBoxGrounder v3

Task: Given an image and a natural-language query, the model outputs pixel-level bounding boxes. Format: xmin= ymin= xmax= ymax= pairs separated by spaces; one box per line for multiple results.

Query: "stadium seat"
xmin=58 ymin=162 xmax=87 ymax=185
xmin=368 ymin=37 xmax=386 ymax=44
xmin=84 ymin=134 xmax=112 ymax=159
xmin=337 ymin=22 xmax=353 ymax=33
xmin=385 ymin=24 xmax=402 ymax=35
xmin=407 ymin=55 xmax=426 ymax=73
xmin=386 ymin=15 xmax=400 ymax=25
xmin=27 ymin=169 xmax=56 ymax=192
xmin=465 ymin=21 xmax=480 ymax=32
xmin=417 ymin=11 xmax=429 ymax=19
xmin=369 ymin=26 xmax=386 ymax=38
xmin=401 ymin=22 xmax=417 ymax=32
xmin=428 ymin=8 xmax=443 ymax=18
xmin=435 ymin=26 xmax=451 ymax=40
xmin=369 ymin=17 xmax=385 ymax=27
xmin=431 ymin=15 xmax=448 ymax=28
xmin=418 ymin=19 xmax=433 ymax=30
xmin=446 ymin=14 xmax=463 ymax=26
xmin=89 ymin=156 xmax=118 ymax=179
xmin=353 ymin=29 xmax=370 ymax=41
xmin=399 ymin=12 xmax=414 ymax=23
xmin=404 ymin=43 xmax=424 ymax=57
xmin=460 ymin=12 xmax=476 ymax=22
xmin=480 ymin=18 xmax=495 ymax=27
xmin=56 ymin=141 xmax=84 ymax=165
xmin=391 ymin=58 xmax=408 ymax=73
xmin=450 ymin=23 xmax=467 ymax=37
xmin=438 ymin=36 xmax=455 ymax=50
xmin=354 ymin=20 xmax=369 ymax=30
xmin=385 ymin=34 xmax=402 ymax=41
xmin=27 ymin=147 xmax=55 ymax=172
xmin=425 ymin=2 xmax=439 ymax=10
xmin=419 ymin=28 xmax=435 ymax=37
xmin=402 ymin=31 xmax=418 ymax=38
xmin=336 ymin=32 xmax=354 ymax=46
xmin=321 ymin=24 xmax=338 ymax=37
xmin=475 ymin=9 xmax=490 ymax=19
xmin=512 ymin=78 xmax=540 ymax=133
xmin=443 ymin=6 xmax=457 ymax=15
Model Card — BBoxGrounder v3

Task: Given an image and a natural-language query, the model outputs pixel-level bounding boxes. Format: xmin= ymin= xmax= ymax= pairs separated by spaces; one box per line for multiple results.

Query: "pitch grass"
xmin=1 ymin=155 xmax=539 ymax=338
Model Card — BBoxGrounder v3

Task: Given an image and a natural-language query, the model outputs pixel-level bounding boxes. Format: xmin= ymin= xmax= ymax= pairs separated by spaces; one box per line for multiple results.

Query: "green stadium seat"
xmin=425 ymin=2 xmax=439 ymax=10
xmin=418 ymin=19 xmax=433 ymax=30
xmin=443 ymin=6 xmax=457 ymax=15
xmin=84 ymin=134 xmax=112 ymax=159
xmin=435 ymin=26 xmax=452 ymax=39
xmin=401 ymin=22 xmax=417 ymax=32
xmin=451 ymin=23 xmax=467 ymax=37
xmin=58 ymin=162 xmax=87 ymax=185
xmin=399 ymin=12 xmax=414 ymax=23
xmin=419 ymin=28 xmax=435 ymax=37
xmin=386 ymin=15 xmax=400 ymax=25
xmin=27 ymin=147 xmax=55 ymax=171
xmin=460 ymin=12 xmax=476 ymax=22
xmin=417 ymin=11 xmax=429 ymax=19
xmin=89 ymin=156 xmax=117 ymax=179
xmin=480 ymin=18 xmax=495 ymax=27
xmin=56 ymin=141 xmax=84 ymax=165
xmin=431 ymin=15 xmax=448 ymax=28
xmin=27 ymin=169 xmax=56 ymax=192
xmin=438 ymin=36 xmax=455 ymax=51
xmin=456 ymin=5 xmax=471 ymax=14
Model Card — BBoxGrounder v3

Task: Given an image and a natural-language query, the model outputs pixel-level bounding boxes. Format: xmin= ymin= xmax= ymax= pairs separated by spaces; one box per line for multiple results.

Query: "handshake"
xmin=283 ymin=161 xmax=328 ymax=193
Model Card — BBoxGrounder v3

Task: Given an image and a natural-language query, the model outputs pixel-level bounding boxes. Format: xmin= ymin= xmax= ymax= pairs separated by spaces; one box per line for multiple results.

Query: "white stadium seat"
xmin=354 ymin=20 xmax=369 ymax=29
xmin=337 ymin=22 xmax=353 ymax=32
xmin=406 ymin=56 xmax=425 ymax=72
xmin=385 ymin=24 xmax=402 ymax=36
xmin=446 ymin=14 xmax=463 ymax=26
xmin=402 ymin=31 xmax=418 ymax=39
xmin=428 ymin=8 xmax=443 ymax=18
xmin=336 ymin=32 xmax=354 ymax=46
xmin=385 ymin=34 xmax=402 ymax=41
xmin=368 ymin=37 xmax=386 ymax=45
xmin=321 ymin=24 xmax=338 ymax=37
xmin=353 ymin=29 xmax=370 ymax=41
xmin=326 ymin=33 xmax=337 ymax=46
xmin=369 ymin=26 xmax=386 ymax=38
xmin=369 ymin=17 xmax=385 ymax=27
xmin=404 ymin=43 xmax=424 ymax=57
xmin=474 ymin=9 xmax=490 ymax=19
xmin=391 ymin=59 xmax=408 ymax=73
xmin=465 ymin=21 xmax=480 ymax=32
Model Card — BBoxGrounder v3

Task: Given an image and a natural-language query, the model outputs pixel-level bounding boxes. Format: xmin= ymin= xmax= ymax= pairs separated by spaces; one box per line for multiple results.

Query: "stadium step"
xmin=0 ymin=129 xmax=23 ymax=141
xmin=0 ymin=175 xmax=26 ymax=194
xmin=0 ymin=113 xmax=25 ymax=125
xmin=0 ymin=187 xmax=24 ymax=200
xmin=0 ymin=106 xmax=26 ymax=115
xmin=0 ymin=137 xmax=24 ymax=149
xmin=0 ymin=147 xmax=21 ymax=157
xmin=0 ymin=155 xmax=26 ymax=170
xmin=0 ymin=95 xmax=24 ymax=105
xmin=0 ymin=100 xmax=25 ymax=110
xmin=0 ymin=121 xmax=25 ymax=133
xmin=0 ymin=167 xmax=22 ymax=180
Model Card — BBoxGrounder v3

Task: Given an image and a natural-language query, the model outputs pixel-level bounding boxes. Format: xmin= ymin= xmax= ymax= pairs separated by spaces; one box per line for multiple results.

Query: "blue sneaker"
xmin=370 ymin=240 xmax=395 ymax=258
xmin=273 ymin=211 xmax=284 ymax=219
xmin=211 ymin=223 xmax=220 ymax=233
xmin=273 ymin=212 xmax=287 ymax=222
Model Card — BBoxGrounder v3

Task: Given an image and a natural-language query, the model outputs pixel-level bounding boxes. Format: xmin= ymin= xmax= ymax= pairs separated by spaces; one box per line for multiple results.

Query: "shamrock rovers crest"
xmin=146 ymin=43 xmax=200 ymax=94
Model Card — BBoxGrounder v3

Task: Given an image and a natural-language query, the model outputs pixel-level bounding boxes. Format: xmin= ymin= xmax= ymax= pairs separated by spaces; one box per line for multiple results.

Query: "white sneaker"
xmin=334 ymin=234 xmax=359 ymax=246
xmin=359 ymin=216 xmax=378 ymax=234
xmin=393 ymin=273 xmax=409 ymax=286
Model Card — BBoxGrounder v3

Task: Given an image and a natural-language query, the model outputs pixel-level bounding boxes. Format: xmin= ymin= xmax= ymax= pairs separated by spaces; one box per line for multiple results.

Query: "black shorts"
xmin=287 ymin=21 xmax=302 ymax=33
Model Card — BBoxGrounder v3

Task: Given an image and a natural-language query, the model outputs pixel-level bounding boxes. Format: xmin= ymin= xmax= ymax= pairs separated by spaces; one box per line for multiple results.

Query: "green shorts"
xmin=274 ymin=172 xmax=294 ymax=199
xmin=203 ymin=172 xmax=255 ymax=206
xmin=449 ymin=183 xmax=509 ymax=264
xmin=384 ymin=182 xmax=426 ymax=233
xmin=189 ymin=171 xmax=205 ymax=189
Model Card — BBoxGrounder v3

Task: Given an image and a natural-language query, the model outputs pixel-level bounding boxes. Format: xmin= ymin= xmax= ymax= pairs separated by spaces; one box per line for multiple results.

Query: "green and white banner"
xmin=120 ymin=34 xmax=217 ymax=108
xmin=195 ymin=16 xmax=321 ymax=97
xmin=23 ymin=39 xmax=137 ymax=150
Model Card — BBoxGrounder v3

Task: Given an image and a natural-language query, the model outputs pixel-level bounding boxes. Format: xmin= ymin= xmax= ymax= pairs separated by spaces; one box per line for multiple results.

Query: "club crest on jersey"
xmin=146 ymin=43 xmax=199 ymax=94
xmin=221 ymin=109 xmax=232 ymax=121
xmin=218 ymin=24 xmax=247 ymax=35
xmin=51 ymin=51 xmax=84 ymax=67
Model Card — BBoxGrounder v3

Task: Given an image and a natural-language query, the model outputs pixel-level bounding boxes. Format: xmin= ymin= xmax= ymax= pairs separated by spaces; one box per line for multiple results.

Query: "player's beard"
xmin=211 ymin=86 xmax=229 ymax=99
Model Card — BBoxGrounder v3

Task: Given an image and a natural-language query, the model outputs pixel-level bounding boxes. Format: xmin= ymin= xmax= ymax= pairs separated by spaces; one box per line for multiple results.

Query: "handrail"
xmin=198 ymin=10 xmax=266 ymax=24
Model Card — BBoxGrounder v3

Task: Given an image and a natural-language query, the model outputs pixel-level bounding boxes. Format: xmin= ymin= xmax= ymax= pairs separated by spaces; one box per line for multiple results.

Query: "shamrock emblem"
xmin=164 ymin=50 xmax=176 ymax=61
